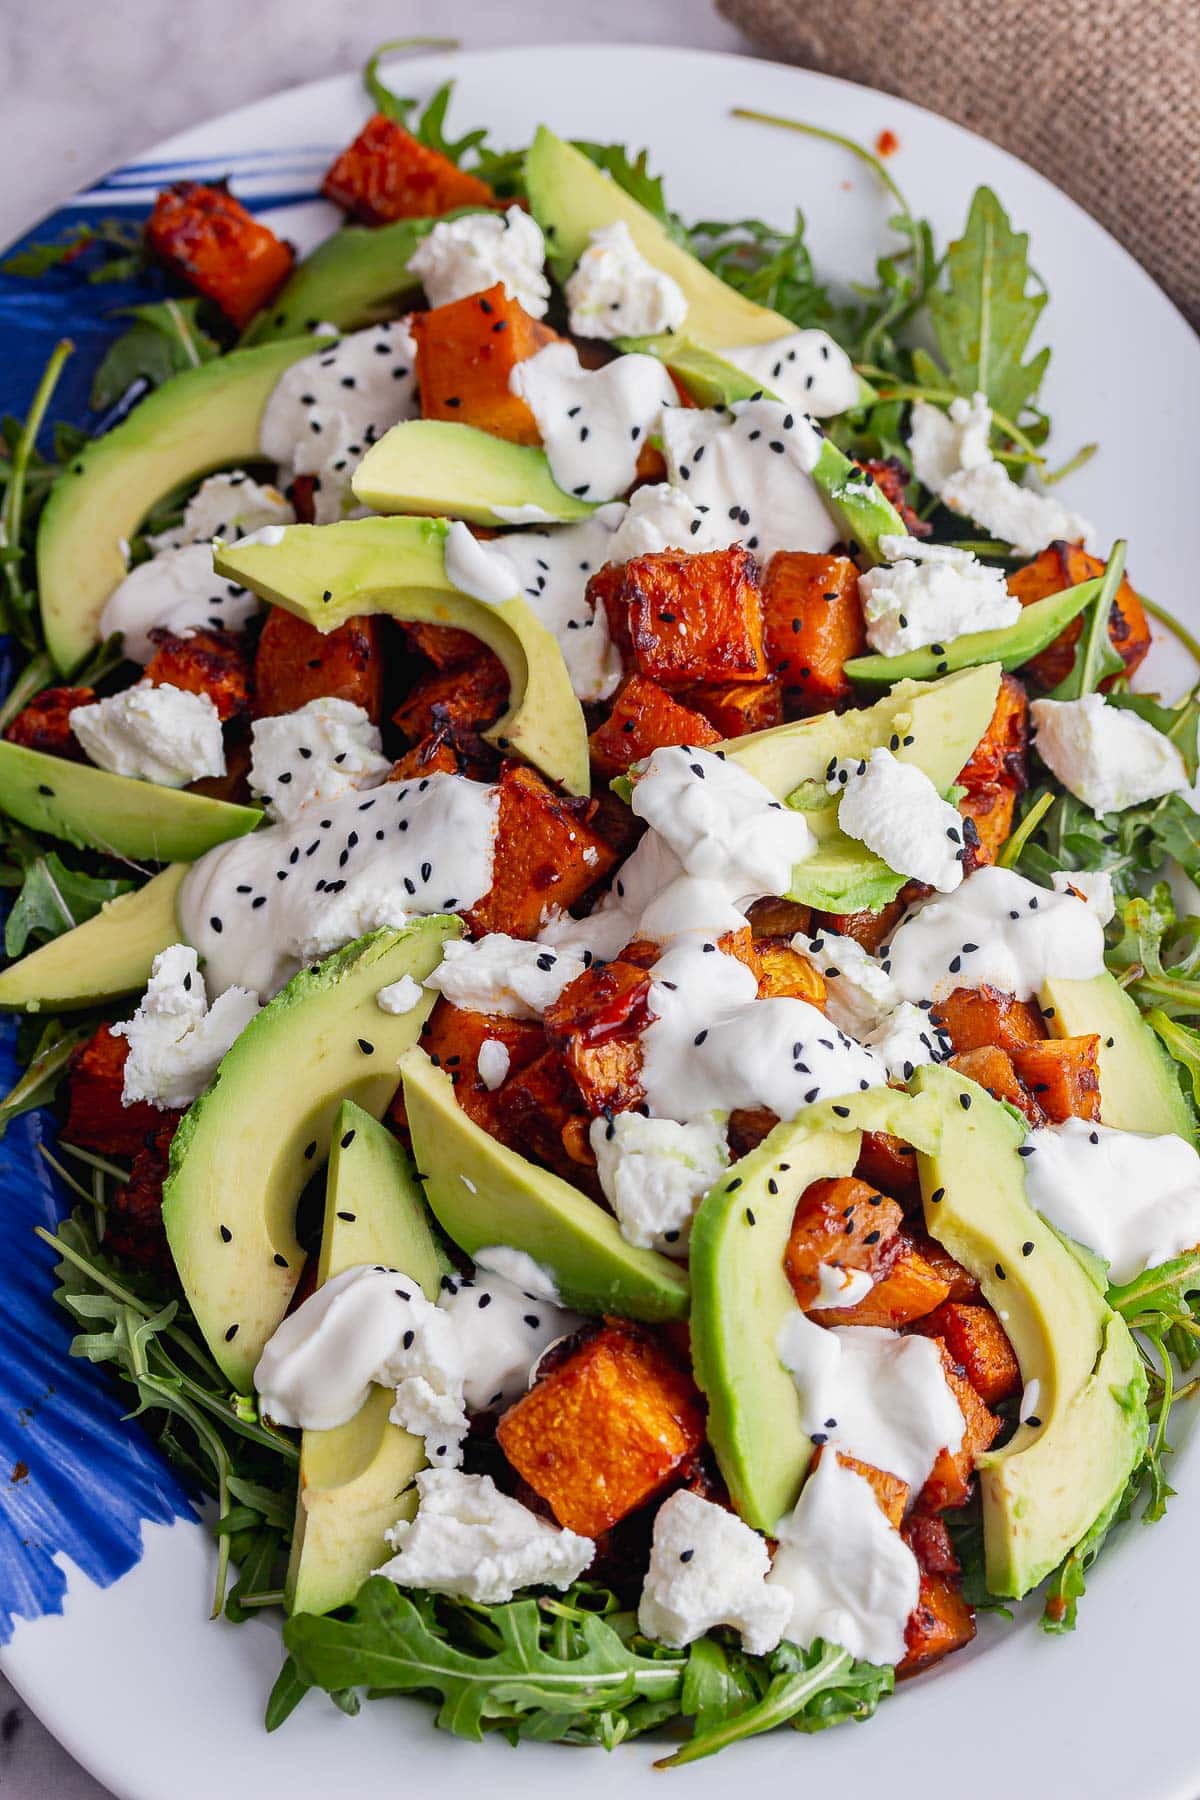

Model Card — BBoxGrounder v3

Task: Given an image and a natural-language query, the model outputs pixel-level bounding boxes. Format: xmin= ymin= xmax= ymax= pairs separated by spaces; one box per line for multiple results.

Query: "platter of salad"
xmin=2 ymin=37 xmax=1200 ymax=1800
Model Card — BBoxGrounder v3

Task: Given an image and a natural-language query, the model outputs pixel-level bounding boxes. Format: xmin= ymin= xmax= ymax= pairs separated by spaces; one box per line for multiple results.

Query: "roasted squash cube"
xmin=255 ymin=607 xmax=384 ymax=722
xmin=598 ymin=547 xmax=766 ymax=689
xmin=497 ymin=1322 xmax=707 ymax=1536
xmin=784 ymin=1176 xmax=905 ymax=1309
xmin=145 ymin=182 xmax=293 ymax=330
xmin=747 ymin=896 xmax=812 ymax=939
xmin=899 ymin=1567 xmax=976 ymax=1675
xmin=914 ymin=1301 xmax=1022 ymax=1406
xmin=684 ymin=677 xmax=783 ymax=738
xmin=1010 ymin=1033 xmax=1101 ymax=1122
xmin=854 ymin=1130 xmax=921 ymax=1206
xmin=321 ymin=113 xmax=498 ymax=224
xmin=931 ymin=983 xmax=1047 ymax=1056
xmin=418 ymin=1000 xmax=546 ymax=1141
xmin=391 ymin=653 xmax=509 ymax=742
xmin=405 ymin=620 xmax=486 ymax=670
xmin=106 ymin=1116 xmax=180 ymax=1282
xmin=858 ymin=458 xmax=930 ymax=540
xmin=4 ymin=685 xmax=94 ymax=760
xmin=1008 ymin=540 xmax=1151 ymax=690
xmin=754 ymin=939 xmax=827 ymax=1005
xmin=387 ymin=726 xmax=497 ymax=784
xmin=813 ymin=895 xmax=906 ymax=955
xmin=919 ymin=1341 xmax=1002 ymax=1512
xmin=949 ymin=1046 xmax=1045 ymax=1127
xmin=958 ymin=784 xmax=1016 ymax=866
xmin=413 ymin=283 xmax=558 ymax=444
xmin=492 ymin=1045 xmax=593 ymax=1188
xmin=465 ymin=765 xmax=617 ymax=939
xmin=958 ymin=674 xmax=1028 ymax=795
xmin=761 ymin=550 xmax=864 ymax=713
xmin=812 ymin=1447 xmax=909 ymax=1528
xmin=145 ymin=626 xmax=251 ymax=722
xmin=64 ymin=1027 xmax=170 ymax=1160
xmin=545 ymin=957 xmax=652 ymax=1115
xmin=817 ymin=1233 xmax=953 ymax=1328
xmin=588 ymin=674 xmax=720 ymax=779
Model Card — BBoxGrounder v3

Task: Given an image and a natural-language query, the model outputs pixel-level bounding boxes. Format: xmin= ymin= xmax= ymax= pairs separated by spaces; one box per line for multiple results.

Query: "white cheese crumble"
xmin=829 ymin=746 xmax=965 ymax=892
xmin=148 ymin=471 xmax=293 ymax=554
xmin=885 ymin=864 xmax=1105 ymax=1004
xmin=638 ymin=1490 xmax=792 ymax=1655
xmin=725 ymin=328 xmax=862 ymax=419
xmin=792 ymin=930 xmax=897 ymax=1035
xmin=476 ymin=1038 xmax=511 ymax=1089
xmin=112 ymin=944 xmax=259 ymax=1110
xmin=377 ymin=974 xmax=424 ymax=1015
xmin=565 ymin=220 xmax=688 ymax=340
xmin=862 ymin=1000 xmax=949 ymax=1083
xmin=1050 ymin=867 xmax=1116 ymax=925
xmin=510 ymin=341 xmax=678 ymax=502
xmin=590 ymin=1110 xmax=729 ymax=1257
xmin=248 ymin=696 xmax=391 ymax=821
xmin=660 ymin=396 xmax=837 ymax=564
xmin=767 ymin=1453 xmax=920 ymax=1667
xmin=425 ymin=934 xmax=587 ymax=1020
xmin=99 ymin=545 xmax=263 ymax=664
xmin=633 ymin=744 xmax=817 ymax=905
xmin=377 ymin=1468 xmax=593 ymax=1604
xmin=407 ymin=206 xmax=550 ymax=316
xmin=438 ymin=1268 xmax=582 ymax=1412
xmin=1021 ymin=1117 xmax=1200 ymax=1284
xmin=858 ymin=535 xmax=1020 ymax=656
xmin=1030 ymin=693 xmax=1188 ymax=815
xmin=908 ymin=392 xmax=1094 ymax=557
xmin=69 ymin=681 xmax=225 ymax=788
xmin=606 ymin=482 xmax=730 ymax=560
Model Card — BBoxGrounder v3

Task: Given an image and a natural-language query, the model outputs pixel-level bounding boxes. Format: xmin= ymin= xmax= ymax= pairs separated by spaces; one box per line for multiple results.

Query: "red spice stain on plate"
xmin=875 ymin=128 xmax=900 ymax=157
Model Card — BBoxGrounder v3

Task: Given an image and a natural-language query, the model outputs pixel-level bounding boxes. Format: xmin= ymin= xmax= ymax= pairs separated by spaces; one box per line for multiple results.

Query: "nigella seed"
xmin=403 ymin=1330 xmax=415 ymax=1349
xmin=679 ymin=1548 xmax=695 ymax=1563
xmin=832 ymin=1104 xmax=850 ymax=1118
xmin=224 ymin=1324 xmax=239 ymax=1342
xmin=810 ymin=1432 xmax=828 ymax=1446
xmin=664 ymin=1228 xmax=681 ymax=1243
xmin=357 ymin=1039 xmax=374 ymax=1055
xmin=767 ymin=1179 xmax=778 ymax=1196
xmin=929 ymin=1187 xmax=945 ymax=1204
xmin=995 ymin=1262 xmax=1006 ymax=1280
xmin=274 ymin=1253 xmax=289 ymax=1268
xmin=959 ymin=1093 xmax=972 ymax=1109
xmin=478 ymin=1292 xmax=493 ymax=1309
xmin=210 ymin=916 xmax=223 ymax=933
xmin=727 ymin=1177 xmax=743 ymax=1190
xmin=694 ymin=1029 xmax=708 ymax=1046
xmin=219 ymin=1225 xmax=232 ymax=1243
xmin=524 ymin=1314 xmax=540 ymax=1329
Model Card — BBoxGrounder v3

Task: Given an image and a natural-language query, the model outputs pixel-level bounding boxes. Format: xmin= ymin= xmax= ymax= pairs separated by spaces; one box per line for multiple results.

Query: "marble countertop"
xmin=0 ymin=6 xmax=752 ymax=1794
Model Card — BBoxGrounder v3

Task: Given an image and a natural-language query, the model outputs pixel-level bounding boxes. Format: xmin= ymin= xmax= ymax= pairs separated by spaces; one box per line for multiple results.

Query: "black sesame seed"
xmin=1022 ymin=1241 xmax=1034 ymax=1256
xmin=225 ymin=1324 xmax=239 ymax=1342
xmin=995 ymin=1262 xmax=1006 ymax=1280
xmin=219 ymin=1224 xmax=232 ymax=1243
xmin=338 ymin=1210 xmax=356 ymax=1222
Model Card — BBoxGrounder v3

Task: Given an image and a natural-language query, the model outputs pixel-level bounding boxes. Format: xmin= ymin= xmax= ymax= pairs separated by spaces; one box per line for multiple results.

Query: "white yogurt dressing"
xmin=147 ymin=471 xmax=294 ymax=555
xmin=660 ymin=396 xmax=837 ymax=564
xmin=442 ymin=521 xmax=522 ymax=604
xmin=810 ymin=1263 xmax=877 ymax=1311
xmin=248 ymin=696 xmax=391 ymax=821
xmin=830 ymin=746 xmax=965 ymax=893
xmin=179 ymin=771 xmax=499 ymax=997
xmin=725 ymin=329 xmax=862 ymax=419
xmin=424 ymin=932 xmax=588 ymax=1019
xmin=509 ymin=340 xmax=678 ymax=502
xmin=99 ymin=544 xmax=262 ymax=664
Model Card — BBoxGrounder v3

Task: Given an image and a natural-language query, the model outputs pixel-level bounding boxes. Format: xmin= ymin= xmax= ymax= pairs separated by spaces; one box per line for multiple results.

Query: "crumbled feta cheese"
xmin=1050 ymin=867 xmax=1116 ymax=925
xmin=606 ymin=483 xmax=730 ymax=560
xmin=660 ymin=397 xmax=837 ymax=564
xmin=909 ymin=393 xmax=1093 ymax=557
xmin=638 ymin=1490 xmax=791 ymax=1655
xmin=565 ymin=221 xmax=688 ymax=340
xmin=148 ymin=471 xmax=293 ymax=554
xmin=859 ymin=535 xmax=1020 ymax=656
xmin=1030 ymin=693 xmax=1188 ymax=814
xmin=438 ymin=1268 xmax=582 ymax=1411
xmin=791 ymin=930 xmax=897 ymax=1035
xmin=255 ymin=1265 xmax=435 ymax=1430
xmin=830 ymin=747 xmax=965 ymax=892
xmin=809 ymin=1263 xmax=876 ymax=1311
xmin=590 ymin=1111 xmax=729 ymax=1257
xmin=113 ymin=944 xmax=259 ymax=1110
xmin=386 ymin=1290 xmax=470 ymax=1468
xmin=248 ymin=696 xmax=392 ymax=821
xmin=476 ymin=1038 xmax=511 ymax=1089
xmin=425 ymin=934 xmax=588 ymax=1019
xmin=767 ymin=1452 xmax=920 ymax=1666
xmin=862 ymin=1000 xmax=950 ymax=1083
xmin=69 ymin=681 xmax=225 ymax=787
xmin=510 ymin=341 xmax=677 ymax=501
xmin=377 ymin=974 xmax=424 ymax=1014
xmin=377 ymin=1468 xmax=593 ymax=1603
xmin=408 ymin=207 xmax=550 ymax=316
xmin=99 ymin=546 xmax=262 ymax=663
xmin=725 ymin=328 xmax=861 ymax=418
xmin=633 ymin=744 xmax=817 ymax=905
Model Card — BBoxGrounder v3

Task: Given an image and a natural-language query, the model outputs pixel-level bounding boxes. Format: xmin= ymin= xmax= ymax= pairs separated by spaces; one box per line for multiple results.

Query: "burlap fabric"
xmin=717 ymin=0 xmax=1200 ymax=330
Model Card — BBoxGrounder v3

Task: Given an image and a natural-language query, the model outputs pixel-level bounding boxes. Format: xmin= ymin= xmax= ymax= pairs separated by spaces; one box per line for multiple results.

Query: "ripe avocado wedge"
xmin=0 ymin=741 xmax=261 ymax=863
xmin=525 ymin=126 xmax=794 ymax=346
xmin=0 ymin=864 xmax=184 ymax=1013
xmin=844 ymin=579 xmax=1103 ymax=686
xmin=37 ymin=337 xmax=325 ymax=674
xmin=214 ymin=516 xmax=590 ymax=797
xmin=690 ymin=1088 xmax=941 ymax=1533
xmin=162 ymin=917 xmax=460 ymax=1390
xmin=286 ymin=1102 xmax=441 ymax=1618
xmin=1038 ymin=970 xmax=1195 ymax=1143
xmin=400 ymin=1048 xmax=690 ymax=1321
xmin=912 ymin=1061 xmax=1147 ymax=1599
xmin=352 ymin=419 xmax=598 ymax=525
xmin=624 ymin=333 xmax=877 ymax=413
xmin=242 ymin=218 xmax=430 ymax=345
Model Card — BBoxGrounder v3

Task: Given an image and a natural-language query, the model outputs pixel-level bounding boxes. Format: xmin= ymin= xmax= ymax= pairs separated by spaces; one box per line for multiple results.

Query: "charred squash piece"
xmin=64 ymin=1026 xmax=170 ymax=1160
xmin=858 ymin=458 xmax=930 ymax=540
xmin=816 ymin=1233 xmax=953 ymax=1328
xmin=107 ymin=1115 xmax=180 ymax=1282
xmin=761 ymin=550 xmax=864 ymax=713
xmin=464 ymin=764 xmax=618 ymax=940
xmin=957 ymin=673 xmax=1029 ymax=794
xmin=813 ymin=894 xmax=907 ymax=955
xmin=544 ymin=957 xmax=652 ymax=1115
xmin=321 ymin=113 xmax=498 ymax=223
xmin=413 ymin=283 xmax=558 ymax=443
xmin=1010 ymin=1033 xmax=1102 ymax=1122
xmin=914 ymin=1301 xmax=1022 ymax=1406
xmin=747 ymin=896 xmax=812 ymax=939
xmin=3 ymin=685 xmax=93 ymax=760
xmin=145 ymin=182 xmax=293 ymax=330
xmin=405 ymin=620 xmax=488 ymax=670
xmin=598 ymin=547 xmax=766 ymax=689
xmin=854 ymin=1130 xmax=921 ymax=1206
xmin=931 ymin=983 xmax=1047 ymax=1056
xmin=813 ymin=1447 xmax=909 ymax=1528
xmin=957 ymin=784 xmax=1016 ymax=865
xmin=145 ymin=626 xmax=251 ymax=722
xmin=784 ymin=1175 xmax=905 ymax=1309
xmin=588 ymin=674 xmax=720 ymax=779
xmin=948 ymin=1046 xmax=1045 ymax=1127
xmin=497 ymin=1321 xmax=707 ymax=1536
xmin=417 ymin=1000 xmax=546 ymax=1141
xmin=753 ymin=939 xmax=827 ymax=1006
xmin=391 ymin=653 xmax=510 ymax=742
xmin=919 ymin=1342 xmax=1002 ymax=1512
xmin=683 ymin=677 xmax=783 ymax=738
xmin=1008 ymin=540 xmax=1151 ymax=689
xmin=254 ymin=607 xmax=384 ymax=722
xmin=386 ymin=726 xmax=497 ymax=784
xmin=492 ymin=1045 xmax=590 ymax=1186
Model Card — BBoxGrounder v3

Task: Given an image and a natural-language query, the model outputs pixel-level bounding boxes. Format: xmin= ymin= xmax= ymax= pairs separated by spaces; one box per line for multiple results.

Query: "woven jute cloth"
xmin=717 ymin=0 xmax=1200 ymax=330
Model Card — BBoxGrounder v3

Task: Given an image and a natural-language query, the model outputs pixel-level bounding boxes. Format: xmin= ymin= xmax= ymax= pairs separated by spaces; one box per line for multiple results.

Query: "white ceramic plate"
xmin=4 ymin=42 xmax=1199 ymax=1800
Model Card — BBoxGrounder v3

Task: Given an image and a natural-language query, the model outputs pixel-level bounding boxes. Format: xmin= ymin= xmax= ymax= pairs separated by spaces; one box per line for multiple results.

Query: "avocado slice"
xmin=37 ymin=337 xmax=325 ymax=674
xmin=162 ymin=917 xmax=460 ymax=1389
xmin=241 ymin=219 xmax=431 ymax=345
xmin=1038 ymin=970 xmax=1195 ymax=1143
xmin=399 ymin=1048 xmax=689 ymax=1321
xmin=525 ymin=127 xmax=793 ymax=346
xmin=0 ymin=863 xmax=185 ymax=1013
xmin=285 ymin=1101 xmax=441 ymax=1617
xmin=0 ymin=740 xmax=261 ymax=863
xmin=844 ymin=580 xmax=1103 ymax=686
xmin=352 ymin=419 xmax=598 ymax=526
xmin=690 ymin=1088 xmax=940 ymax=1532
xmin=721 ymin=662 xmax=1002 ymax=910
xmin=912 ymin=1061 xmax=1148 ymax=1598
xmin=214 ymin=516 xmax=590 ymax=797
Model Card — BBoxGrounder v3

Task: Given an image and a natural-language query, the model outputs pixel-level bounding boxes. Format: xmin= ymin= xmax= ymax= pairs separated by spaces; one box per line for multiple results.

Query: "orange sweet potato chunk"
xmin=817 ymin=1234 xmax=953 ymax=1328
xmin=321 ymin=113 xmax=498 ymax=223
xmin=545 ymin=957 xmax=652 ymax=1116
xmin=598 ymin=547 xmax=766 ymax=689
xmin=958 ymin=674 xmax=1029 ymax=795
xmin=919 ymin=1342 xmax=1002 ymax=1512
xmin=387 ymin=727 xmax=496 ymax=784
xmin=859 ymin=457 xmax=930 ymax=540
xmin=497 ymin=1322 xmax=707 ymax=1535
xmin=413 ymin=283 xmax=558 ymax=443
xmin=684 ymin=678 xmax=784 ymax=738
xmin=784 ymin=1176 xmax=905 ymax=1309
xmin=747 ymin=896 xmax=813 ymax=939
xmin=754 ymin=940 xmax=827 ymax=1006
xmin=813 ymin=896 xmax=907 ymax=955
xmin=1008 ymin=540 xmax=1151 ymax=690
xmin=145 ymin=182 xmax=293 ymax=329
xmin=255 ymin=607 xmax=384 ymax=722
xmin=493 ymin=1045 xmax=594 ymax=1187
xmin=899 ymin=1567 xmax=976 ymax=1675
xmin=958 ymin=784 xmax=1016 ymax=866
xmin=854 ymin=1130 xmax=921 ymax=1206
xmin=761 ymin=550 xmax=864 ymax=713
xmin=4 ymin=685 xmax=94 ymax=760
xmin=405 ymin=620 xmax=483 ymax=669
xmin=420 ymin=1001 xmax=546 ymax=1141
xmin=931 ymin=984 xmax=1047 ymax=1056
xmin=588 ymin=674 xmax=720 ymax=779
xmin=464 ymin=765 xmax=618 ymax=940
xmin=391 ymin=654 xmax=510 ymax=743
xmin=813 ymin=1447 xmax=909 ymax=1528
xmin=948 ymin=1046 xmax=1045 ymax=1127
xmin=1011 ymin=1034 xmax=1101 ymax=1122
xmin=106 ymin=1115 xmax=180 ymax=1283
xmin=144 ymin=626 xmax=251 ymax=722
xmin=914 ymin=1301 xmax=1022 ymax=1406
xmin=64 ymin=1027 xmax=170 ymax=1160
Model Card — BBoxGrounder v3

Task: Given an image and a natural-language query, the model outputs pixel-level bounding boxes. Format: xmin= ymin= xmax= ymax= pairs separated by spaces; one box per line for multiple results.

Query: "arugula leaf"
xmin=1045 ymin=540 xmax=1126 ymax=700
xmin=927 ymin=186 xmax=1049 ymax=420
xmin=0 ymin=1019 xmax=92 ymax=1139
xmin=90 ymin=300 xmax=219 ymax=413
xmin=1146 ymin=1012 xmax=1200 ymax=1109
xmin=1041 ymin=1476 xmax=1129 ymax=1634
xmin=690 ymin=212 xmax=835 ymax=330
xmin=660 ymin=1638 xmax=892 ymax=1766
xmin=4 ymin=853 xmax=132 ymax=957
xmin=679 ymin=1636 xmax=760 ymax=1738
xmin=2 ymin=218 xmax=143 ymax=282
xmin=0 ymin=339 xmax=72 ymax=645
